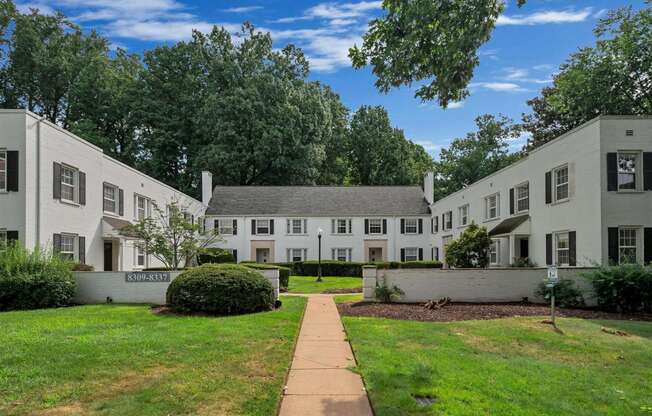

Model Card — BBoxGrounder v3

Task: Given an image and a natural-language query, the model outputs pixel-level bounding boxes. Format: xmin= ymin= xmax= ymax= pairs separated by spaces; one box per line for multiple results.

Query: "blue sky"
xmin=16 ymin=0 xmax=644 ymax=157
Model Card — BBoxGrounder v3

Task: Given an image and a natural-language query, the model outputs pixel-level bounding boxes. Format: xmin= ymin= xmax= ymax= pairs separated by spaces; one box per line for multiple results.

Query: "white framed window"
xmin=332 ymin=247 xmax=352 ymax=262
xmin=443 ymin=211 xmax=452 ymax=231
xmin=515 ymin=182 xmax=529 ymax=213
xmin=287 ymin=218 xmax=307 ymax=235
xmin=0 ymin=150 xmax=6 ymax=192
xmin=404 ymin=247 xmax=419 ymax=262
xmin=60 ymin=234 xmax=76 ymax=260
xmin=256 ymin=219 xmax=270 ymax=235
xmin=617 ymin=151 xmax=641 ymax=191
xmin=287 ymin=248 xmax=307 ymax=262
xmin=554 ymin=165 xmax=569 ymax=202
xmin=484 ymin=193 xmax=499 ymax=220
xmin=489 ymin=240 xmax=500 ymax=265
xmin=555 ymin=232 xmax=570 ymax=266
xmin=333 ymin=218 xmax=352 ymax=235
xmin=619 ymin=227 xmax=638 ymax=264
xmin=135 ymin=195 xmax=151 ymax=220
xmin=368 ymin=219 xmax=382 ymax=234
xmin=458 ymin=205 xmax=469 ymax=226
xmin=404 ymin=218 xmax=418 ymax=234
xmin=103 ymin=183 xmax=118 ymax=214
xmin=60 ymin=165 xmax=77 ymax=203
xmin=135 ymin=243 xmax=147 ymax=267
xmin=215 ymin=219 xmax=235 ymax=235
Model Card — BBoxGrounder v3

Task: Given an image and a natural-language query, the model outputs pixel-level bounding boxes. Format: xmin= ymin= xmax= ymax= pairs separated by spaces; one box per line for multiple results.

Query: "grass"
xmin=342 ymin=316 xmax=652 ymax=416
xmin=287 ymin=275 xmax=361 ymax=294
xmin=0 ymin=296 xmax=306 ymax=416
xmin=334 ymin=293 xmax=364 ymax=303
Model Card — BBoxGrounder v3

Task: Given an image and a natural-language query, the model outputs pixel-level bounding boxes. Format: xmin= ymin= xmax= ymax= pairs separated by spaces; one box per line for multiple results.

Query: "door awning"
xmin=102 ymin=216 xmax=137 ymax=239
xmin=488 ymin=215 xmax=530 ymax=236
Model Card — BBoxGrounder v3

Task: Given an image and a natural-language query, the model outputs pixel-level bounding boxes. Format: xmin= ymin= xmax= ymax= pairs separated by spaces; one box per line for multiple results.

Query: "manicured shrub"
xmin=197 ymin=248 xmax=235 ymax=264
xmin=582 ymin=264 xmax=652 ymax=313
xmin=372 ymin=262 xmax=401 ymax=270
xmin=166 ymin=264 xmax=275 ymax=315
xmin=293 ymin=261 xmax=365 ymax=277
xmin=0 ymin=244 xmax=76 ymax=311
xmin=242 ymin=263 xmax=290 ymax=290
xmin=535 ymin=279 xmax=585 ymax=308
xmin=400 ymin=261 xmax=443 ymax=269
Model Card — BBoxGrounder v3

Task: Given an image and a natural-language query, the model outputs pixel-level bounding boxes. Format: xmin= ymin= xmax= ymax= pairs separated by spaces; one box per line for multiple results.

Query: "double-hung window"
xmin=135 ymin=195 xmax=150 ymax=220
xmin=60 ymin=165 xmax=77 ymax=203
xmin=617 ymin=151 xmax=641 ymax=191
xmin=332 ymin=248 xmax=352 ymax=262
xmin=215 ymin=219 xmax=234 ymax=235
xmin=404 ymin=218 xmax=418 ymax=234
xmin=458 ymin=205 xmax=469 ymax=226
xmin=135 ymin=243 xmax=147 ymax=267
xmin=256 ymin=219 xmax=270 ymax=235
xmin=489 ymin=240 xmax=499 ymax=265
xmin=60 ymin=234 xmax=76 ymax=260
xmin=516 ymin=182 xmax=529 ymax=213
xmin=103 ymin=184 xmax=118 ymax=214
xmin=287 ymin=248 xmax=307 ymax=262
xmin=404 ymin=247 xmax=419 ymax=262
xmin=618 ymin=228 xmax=638 ymax=263
xmin=485 ymin=193 xmax=499 ymax=220
xmin=554 ymin=165 xmax=569 ymax=202
xmin=368 ymin=219 xmax=382 ymax=234
xmin=0 ymin=150 xmax=6 ymax=192
xmin=333 ymin=218 xmax=352 ymax=234
xmin=555 ymin=232 xmax=570 ymax=266
xmin=287 ymin=219 xmax=306 ymax=235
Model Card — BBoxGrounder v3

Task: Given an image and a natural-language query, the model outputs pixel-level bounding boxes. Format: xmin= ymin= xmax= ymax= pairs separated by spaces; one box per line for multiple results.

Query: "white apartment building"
xmin=201 ymin=173 xmax=433 ymax=263
xmin=0 ymin=110 xmax=204 ymax=271
xmin=430 ymin=116 xmax=652 ymax=268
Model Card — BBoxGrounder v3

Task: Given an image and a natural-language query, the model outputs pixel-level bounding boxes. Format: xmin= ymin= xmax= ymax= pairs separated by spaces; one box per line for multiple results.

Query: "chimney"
xmin=201 ymin=171 xmax=213 ymax=206
xmin=423 ymin=172 xmax=434 ymax=205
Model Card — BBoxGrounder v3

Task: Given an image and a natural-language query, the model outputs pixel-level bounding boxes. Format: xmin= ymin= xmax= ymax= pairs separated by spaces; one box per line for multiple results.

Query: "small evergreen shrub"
xmin=197 ymin=248 xmax=235 ymax=264
xmin=242 ymin=263 xmax=290 ymax=290
xmin=293 ymin=261 xmax=365 ymax=277
xmin=0 ymin=244 xmax=76 ymax=311
xmin=535 ymin=279 xmax=585 ymax=308
xmin=375 ymin=283 xmax=404 ymax=303
xmin=582 ymin=264 xmax=652 ymax=313
xmin=166 ymin=264 xmax=275 ymax=315
xmin=400 ymin=261 xmax=443 ymax=269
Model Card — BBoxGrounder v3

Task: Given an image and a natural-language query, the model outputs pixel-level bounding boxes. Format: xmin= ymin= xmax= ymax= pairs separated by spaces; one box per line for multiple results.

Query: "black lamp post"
xmin=317 ymin=227 xmax=323 ymax=282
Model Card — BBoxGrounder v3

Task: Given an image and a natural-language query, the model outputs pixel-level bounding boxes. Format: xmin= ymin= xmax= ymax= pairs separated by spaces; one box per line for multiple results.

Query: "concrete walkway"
xmin=279 ymin=295 xmax=373 ymax=415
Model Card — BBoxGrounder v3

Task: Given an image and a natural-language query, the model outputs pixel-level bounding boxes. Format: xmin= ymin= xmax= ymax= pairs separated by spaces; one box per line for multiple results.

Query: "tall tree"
xmin=523 ymin=6 xmax=652 ymax=149
xmin=434 ymin=114 xmax=521 ymax=200
xmin=350 ymin=0 xmax=526 ymax=107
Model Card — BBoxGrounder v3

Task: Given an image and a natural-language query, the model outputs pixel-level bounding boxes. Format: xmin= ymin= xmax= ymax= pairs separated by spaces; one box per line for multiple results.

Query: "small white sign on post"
xmin=547 ymin=265 xmax=559 ymax=283
xmin=545 ymin=265 xmax=559 ymax=326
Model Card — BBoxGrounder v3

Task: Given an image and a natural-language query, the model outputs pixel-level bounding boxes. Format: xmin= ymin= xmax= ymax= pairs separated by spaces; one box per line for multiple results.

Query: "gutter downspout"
xmin=35 ymin=116 xmax=42 ymax=246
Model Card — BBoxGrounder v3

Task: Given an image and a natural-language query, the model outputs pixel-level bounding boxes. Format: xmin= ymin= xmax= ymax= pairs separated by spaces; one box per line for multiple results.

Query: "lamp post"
xmin=317 ymin=227 xmax=323 ymax=282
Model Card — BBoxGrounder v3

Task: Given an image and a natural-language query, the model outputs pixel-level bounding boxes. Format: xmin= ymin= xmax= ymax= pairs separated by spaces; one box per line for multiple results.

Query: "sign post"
xmin=545 ymin=266 xmax=559 ymax=326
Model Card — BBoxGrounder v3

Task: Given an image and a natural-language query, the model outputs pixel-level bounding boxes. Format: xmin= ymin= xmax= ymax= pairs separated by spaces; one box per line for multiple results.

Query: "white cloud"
xmin=107 ymin=19 xmax=241 ymax=42
xmin=271 ymin=1 xmax=381 ymax=23
xmin=16 ymin=2 xmax=55 ymax=14
xmin=497 ymin=8 xmax=592 ymax=25
xmin=223 ymin=6 xmax=263 ymax=13
xmin=414 ymin=140 xmax=442 ymax=154
xmin=447 ymin=101 xmax=465 ymax=109
xmin=501 ymin=67 xmax=551 ymax=84
xmin=469 ymin=82 xmax=528 ymax=92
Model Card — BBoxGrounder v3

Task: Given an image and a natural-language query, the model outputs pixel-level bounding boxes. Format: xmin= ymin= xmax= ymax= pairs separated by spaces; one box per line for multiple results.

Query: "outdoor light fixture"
xmin=317 ymin=227 xmax=324 ymax=282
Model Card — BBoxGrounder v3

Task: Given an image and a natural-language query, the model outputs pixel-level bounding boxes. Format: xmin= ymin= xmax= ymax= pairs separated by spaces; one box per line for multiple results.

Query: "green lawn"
xmin=0 ymin=296 xmax=306 ymax=416
xmin=287 ymin=275 xmax=362 ymax=293
xmin=334 ymin=293 xmax=364 ymax=303
xmin=343 ymin=316 xmax=652 ymax=415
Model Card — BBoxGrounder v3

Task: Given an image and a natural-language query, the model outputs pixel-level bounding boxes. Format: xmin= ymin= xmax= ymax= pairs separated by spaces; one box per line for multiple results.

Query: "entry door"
xmin=103 ymin=241 xmax=113 ymax=271
xmin=256 ymin=248 xmax=270 ymax=263
xmin=369 ymin=247 xmax=382 ymax=262
xmin=520 ymin=238 xmax=529 ymax=259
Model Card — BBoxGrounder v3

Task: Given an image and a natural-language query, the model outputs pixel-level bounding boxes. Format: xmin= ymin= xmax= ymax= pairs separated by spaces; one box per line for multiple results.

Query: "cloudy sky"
xmin=16 ymin=0 xmax=644 ymax=157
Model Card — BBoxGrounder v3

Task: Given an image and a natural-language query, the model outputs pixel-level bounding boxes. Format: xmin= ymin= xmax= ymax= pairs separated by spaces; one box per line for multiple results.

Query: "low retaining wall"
xmin=74 ymin=269 xmax=280 ymax=305
xmin=362 ymin=266 xmax=596 ymax=305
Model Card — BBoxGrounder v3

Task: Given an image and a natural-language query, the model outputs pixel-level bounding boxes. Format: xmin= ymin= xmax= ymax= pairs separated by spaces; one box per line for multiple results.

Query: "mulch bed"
xmin=337 ymin=301 xmax=652 ymax=322
xmin=323 ymin=288 xmax=363 ymax=294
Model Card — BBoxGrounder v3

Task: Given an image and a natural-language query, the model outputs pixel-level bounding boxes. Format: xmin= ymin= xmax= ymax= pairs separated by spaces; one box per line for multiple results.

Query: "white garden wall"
xmin=74 ymin=269 xmax=280 ymax=305
xmin=362 ymin=266 xmax=596 ymax=305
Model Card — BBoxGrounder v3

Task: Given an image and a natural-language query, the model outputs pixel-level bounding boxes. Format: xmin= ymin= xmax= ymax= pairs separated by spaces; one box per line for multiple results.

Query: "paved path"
xmin=279 ymin=295 xmax=373 ymax=415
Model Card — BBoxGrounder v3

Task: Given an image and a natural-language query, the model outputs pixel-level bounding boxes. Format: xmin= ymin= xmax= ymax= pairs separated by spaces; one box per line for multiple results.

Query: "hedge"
xmin=582 ymin=263 xmax=652 ymax=313
xmin=197 ymin=248 xmax=235 ymax=264
xmin=241 ymin=263 xmax=290 ymax=290
xmin=281 ymin=260 xmax=444 ymax=276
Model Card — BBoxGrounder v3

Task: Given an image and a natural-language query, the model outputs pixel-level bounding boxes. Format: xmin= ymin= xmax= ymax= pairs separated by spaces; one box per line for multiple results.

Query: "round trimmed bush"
xmin=197 ymin=248 xmax=235 ymax=264
xmin=166 ymin=264 xmax=275 ymax=315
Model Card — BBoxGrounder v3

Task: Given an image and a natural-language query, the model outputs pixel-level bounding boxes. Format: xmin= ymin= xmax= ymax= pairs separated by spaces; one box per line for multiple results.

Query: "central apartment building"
xmin=430 ymin=116 xmax=652 ymax=268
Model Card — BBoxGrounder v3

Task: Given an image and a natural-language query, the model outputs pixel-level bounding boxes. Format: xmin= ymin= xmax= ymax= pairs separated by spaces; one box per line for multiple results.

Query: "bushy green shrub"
xmin=400 ymin=261 xmax=443 ymax=269
xmin=372 ymin=262 xmax=401 ymax=270
xmin=166 ymin=264 xmax=275 ymax=315
xmin=535 ymin=279 xmax=585 ymax=308
xmin=242 ymin=263 xmax=290 ymax=290
xmin=445 ymin=222 xmax=492 ymax=268
xmin=0 ymin=244 xmax=76 ymax=311
xmin=582 ymin=264 xmax=652 ymax=313
xmin=197 ymin=248 xmax=235 ymax=264
xmin=375 ymin=283 xmax=404 ymax=303
xmin=72 ymin=263 xmax=94 ymax=271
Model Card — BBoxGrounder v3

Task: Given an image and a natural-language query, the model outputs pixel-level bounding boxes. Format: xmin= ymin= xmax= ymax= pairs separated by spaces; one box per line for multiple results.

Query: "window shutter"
xmin=509 ymin=188 xmax=514 ymax=214
xmin=232 ymin=249 xmax=238 ymax=263
xmin=418 ymin=248 xmax=423 ymax=261
xmin=441 ymin=213 xmax=445 ymax=229
xmin=607 ymin=153 xmax=618 ymax=191
xmin=286 ymin=219 xmax=290 ymax=234
xmin=331 ymin=219 xmax=335 ymax=233
xmin=447 ymin=211 xmax=452 ymax=229
xmin=348 ymin=220 xmax=352 ymax=234
xmin=382 ymin=219 xmax=387 ymax=234
xmin=331 ymin=248 xmax=335 ymax=260
xmin=400 ymin=219 xmax=405 ymax=234
xmin=418 ymin=218 xmax=423 ymax=234
xmin=545 ymin=233 xmax=552 ymax=265
xmin=435 ymin=247 xmax=439 ymax=261
xmin=303 ymin=219 xmax=307 ymax=234
xmin=251 ymin=219 xmax=256 ymax=235
xmin=644 ymin=228 xmax=652 ymax=264
xmin=643 ymin=153 xmax=652 ymax=191
xmin=545 ymin=171 xmax=552 ymax=204
xmin=7 ymin=230 xmax=18 ymax=242
xmin=53 ymin=233 xmax=61 ymax=253
xmin=233 ymin=219 xmax=238 ymax=235
xmin=608 ymin=227 xmax=619 ymax=264
xmin=78 ymin=236 xmax=86 ymax=264
xmin=348 ymin=248 xmax=352 ymax=262
xmin=53 ymin=162 xmax=61 ymax=199
xmin=287 ymin=248 xmax=291 ymax=262
xmin=78 ymin=171 xmax=86 ymax=205
xmin=6 ymin=151 xmax=18 ymax=191
xmin=364 ymin=219 xmax=369 ymax=234
xmin=400 ymin=248 xmax=405 ymax=262
xmin=270 ymin=219 xmax=274 ymax=235
xmin=568 ymin=231 xmax=576 ymax=266
xmin=435 ymin=216 xmax=439 ymax=232
xmin=118 ymin=188 xmax=124 ymax=216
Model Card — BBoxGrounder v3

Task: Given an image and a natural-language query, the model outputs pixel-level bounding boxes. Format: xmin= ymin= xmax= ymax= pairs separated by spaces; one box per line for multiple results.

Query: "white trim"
xmin=404 ymin=247 xmax=419 ymax=262
xmin=255 ymin=218 xmax=271 ymax=235
xmin=103 ymin=183 xmax=118 ymax=215
xmin=60 ymin=163 xmax=78 ymax=204
xmin=553 ymin=231 xmax=570 ymax=266
xmin=484 ymin=193 xmax=499 ymax=220
xmin=458 ymin=204 xmax=469 ymax=226
xmin=404 ymin=218 xmax=418 ymax=234
xmin=618 ymin=226 xmax=641 ymax=264
xmin=515 ymin=181 xmax=529 ymax=214
xmin=489 ymin=240 xmax=500 ymax=265
xmin=368 ymin=218 xmax=383 ymax=234
xmin=616 ymin=150 xmax=642 ymax=192
xmin=553 ymin=164 xmax=569 ymax=203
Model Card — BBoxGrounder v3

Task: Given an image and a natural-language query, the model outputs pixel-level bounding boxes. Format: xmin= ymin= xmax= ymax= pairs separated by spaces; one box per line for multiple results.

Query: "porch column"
xmin=508 ymin=235 xmax=515 ymax=266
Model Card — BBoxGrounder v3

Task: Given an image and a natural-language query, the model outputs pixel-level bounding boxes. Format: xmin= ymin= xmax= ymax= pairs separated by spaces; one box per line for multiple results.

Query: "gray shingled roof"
xmin=206 ymin=186 xmax=430 ymax=216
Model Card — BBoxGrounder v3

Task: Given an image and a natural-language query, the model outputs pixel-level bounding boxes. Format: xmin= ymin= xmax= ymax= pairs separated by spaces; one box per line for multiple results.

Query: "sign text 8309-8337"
xmin=125 ymin=272 xmax=171 ymax=283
